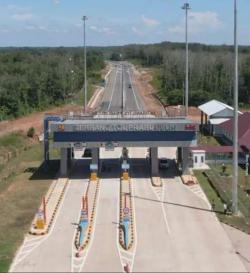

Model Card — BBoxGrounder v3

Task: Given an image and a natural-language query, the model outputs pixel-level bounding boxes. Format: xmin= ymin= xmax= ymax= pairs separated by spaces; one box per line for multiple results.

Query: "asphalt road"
xmin=100 ymin=62 xmax=144 ymax=113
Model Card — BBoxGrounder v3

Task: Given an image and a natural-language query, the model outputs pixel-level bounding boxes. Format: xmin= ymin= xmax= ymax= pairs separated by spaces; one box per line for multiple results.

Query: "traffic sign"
xmin=122 ymin=163 xmax=130 ymax=170
xmin=81 ymin=210 xmax=88 ymax=216
xmin=105 ymin=142 xmax=114 ymax=151
xmin=90 ymin=164 xmax=98 ymax=171
xmin=123 ymin=207 xmax=130 ymax=214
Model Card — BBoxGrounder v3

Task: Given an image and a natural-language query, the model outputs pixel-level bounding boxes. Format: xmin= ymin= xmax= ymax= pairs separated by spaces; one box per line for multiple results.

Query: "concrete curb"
xmin=151 ymin=176 xmax=162 ymax=187
xmin=75 ymin=178 xmax=100 ymax=255
xmin=119 ymin=178 xmax=135 ymax=251
xmin=29 ymin=179 xmax=69 ymax=236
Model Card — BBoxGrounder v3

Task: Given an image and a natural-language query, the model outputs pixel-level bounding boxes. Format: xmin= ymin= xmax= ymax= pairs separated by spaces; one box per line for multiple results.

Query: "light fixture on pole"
xmin=232 ymin=0 xmax=238 ymax=214
xmin=82 ymin=15 xmax=88 ymax=113
xmin=182 ymin=2 xmax=190 ymax=117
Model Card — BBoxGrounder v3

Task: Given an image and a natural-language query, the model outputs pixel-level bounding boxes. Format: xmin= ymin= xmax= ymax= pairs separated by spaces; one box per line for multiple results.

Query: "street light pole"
xmin=182 ymin=3 xmax=190 ymax=117
xmin=82 ymin=16 xmax=88 ymax=113
xmin=232 ymin=0 xmax=238 ymax=214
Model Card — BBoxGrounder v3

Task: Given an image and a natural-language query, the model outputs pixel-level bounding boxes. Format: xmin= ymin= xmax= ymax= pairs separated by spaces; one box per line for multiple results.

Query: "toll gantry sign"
xmin=49 ymin=116 xmax=198 ymax=149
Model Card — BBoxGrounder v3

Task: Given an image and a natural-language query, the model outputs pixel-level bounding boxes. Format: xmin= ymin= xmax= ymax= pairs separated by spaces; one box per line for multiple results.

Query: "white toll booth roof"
xmin=198 ymin=100 xmax=234 ymax=117
xmin=209 ymin=118 xmax=230 ymax=125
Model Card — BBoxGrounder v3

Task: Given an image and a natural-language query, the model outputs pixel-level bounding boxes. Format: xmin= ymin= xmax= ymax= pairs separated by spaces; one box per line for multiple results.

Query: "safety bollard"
xmin=123 ymin=172 xmax=129 ymax=180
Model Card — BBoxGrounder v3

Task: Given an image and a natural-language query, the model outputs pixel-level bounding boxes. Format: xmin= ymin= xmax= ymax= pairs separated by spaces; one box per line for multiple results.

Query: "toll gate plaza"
xmin=44 ymin=113 xmax=198 ymax=177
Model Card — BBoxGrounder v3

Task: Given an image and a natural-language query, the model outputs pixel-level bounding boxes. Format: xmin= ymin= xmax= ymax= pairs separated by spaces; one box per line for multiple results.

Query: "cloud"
xmin=0 ymin=28 xmax=10 ymax=33
xmin=141 ymin=15 xmax=160 ymax=28
xmin=75 ymin=23 xmax=82 ymax=28
xmin=53 ymin=0 xmax=61 ymax=5
xmin=90 ymin=25 xmax=115 ymax=35
xmin=11 ymin=13 xmax=34 ymax=21
xmin=132 ymin=26 xmax=144 ymax=36
xmin=168 ymin=11 xmax=223 ymax=35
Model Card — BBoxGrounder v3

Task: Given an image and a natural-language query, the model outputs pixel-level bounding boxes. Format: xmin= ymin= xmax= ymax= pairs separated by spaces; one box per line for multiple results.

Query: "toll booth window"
xmin=201 ymin=156 xmax=204 ymax=163
xmin=195 ymin=156 xmax=198 ymax=163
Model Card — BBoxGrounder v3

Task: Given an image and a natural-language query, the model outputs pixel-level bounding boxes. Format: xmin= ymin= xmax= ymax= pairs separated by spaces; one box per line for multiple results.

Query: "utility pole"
xmin=182 ymin=3 xmax=190 ymax=117
xmin=82 ymin=16 xmax=88 ymax=113
xmin=232 ymin=0 xmax=238 ymax=214
xmin=122 ymin=64 xmax=124 ymax=116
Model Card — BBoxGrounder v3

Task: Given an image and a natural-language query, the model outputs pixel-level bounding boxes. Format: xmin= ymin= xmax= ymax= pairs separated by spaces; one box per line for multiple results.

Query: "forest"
xmin=0 ymin=48 xmax=104 ymax=120
xmin=1 ymin=42 xmax=250 ymax=121
xmin=107 ymin=42 xmax=250 ymax=107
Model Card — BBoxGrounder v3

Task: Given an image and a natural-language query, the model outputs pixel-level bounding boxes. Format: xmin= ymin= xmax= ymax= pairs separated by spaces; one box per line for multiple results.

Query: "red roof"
xmin=219 ymin=112 xmax=250 ymax=150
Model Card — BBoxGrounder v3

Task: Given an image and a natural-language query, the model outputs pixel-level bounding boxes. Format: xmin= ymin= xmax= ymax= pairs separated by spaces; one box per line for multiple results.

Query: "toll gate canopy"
xmin=49 ymin=115 xmax=198 ymax=149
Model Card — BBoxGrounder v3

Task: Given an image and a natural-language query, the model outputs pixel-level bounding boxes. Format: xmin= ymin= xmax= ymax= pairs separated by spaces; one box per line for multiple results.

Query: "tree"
xmin=27 ymin=127 xmax=35 ymax=138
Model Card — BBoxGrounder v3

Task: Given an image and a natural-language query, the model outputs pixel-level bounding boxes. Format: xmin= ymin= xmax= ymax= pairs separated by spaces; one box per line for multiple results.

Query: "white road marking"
xmin=177 ymin=176 xmax=211 ymax=209
xmin=151 ymin=182 xmax=171 ymax=234
xmin=117 ymin=179 xmax=126 ymax=271
xmin=127 ymin=69 xmax=141 ymax=111
xmin=117 ymin=178 xmax=137 ymax=273
xmin=107 ymin=70 xmax=118 ymax=111
xmin=10 ymin=180 xmax=71 ymax=272
xmin=72 ymin=178 xmax=102 ymax=273
xmin=130 ymin=178 xmax=138 ymax=272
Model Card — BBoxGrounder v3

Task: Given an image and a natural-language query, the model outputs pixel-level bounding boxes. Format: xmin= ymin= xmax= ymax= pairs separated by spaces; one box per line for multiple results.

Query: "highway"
xmin=99 ymin=62 xmax=144 ymax=113
xmin=11 ymin=62 xmax=247 ymax=272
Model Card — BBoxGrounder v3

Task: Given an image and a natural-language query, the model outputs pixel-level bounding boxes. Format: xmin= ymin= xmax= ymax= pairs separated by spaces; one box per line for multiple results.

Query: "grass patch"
xmin=198 ymin=133 xmax=221 ymax=146
xmin=194 ymin=170 xmax=250 ymax=234
xmin=0 ymin=133 xmax=29 ymax=156
xmin=150 ymin=67 xmax=162 ymax=92
xmin=0 ymin=138 xmax=58 ymax=272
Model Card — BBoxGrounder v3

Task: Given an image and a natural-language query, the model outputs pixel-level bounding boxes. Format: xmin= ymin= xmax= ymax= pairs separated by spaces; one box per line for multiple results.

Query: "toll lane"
xmin=162 ymin=176 xmax=247 ymax=272
xmin=12 ymin=162 xmax=89 ymax=272
xmin=132 ymin=177 xmax=176 ymax=272
xmin=81 ymin=178 xmax=123 ymax=272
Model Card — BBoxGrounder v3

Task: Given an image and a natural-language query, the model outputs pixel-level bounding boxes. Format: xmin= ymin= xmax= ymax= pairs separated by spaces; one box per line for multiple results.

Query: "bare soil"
xmin=132 ymin=67 xmax=165 ymax=114
xmin=0 ymin=104 xmax=82 ymax=138
xmin=132 ymin=66 xmax=202 ymax=122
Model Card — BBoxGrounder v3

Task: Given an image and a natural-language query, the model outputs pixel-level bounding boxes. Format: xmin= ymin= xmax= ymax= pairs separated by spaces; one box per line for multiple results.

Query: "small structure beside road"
xmin=199 ymin=99 xmax=242 ymax=135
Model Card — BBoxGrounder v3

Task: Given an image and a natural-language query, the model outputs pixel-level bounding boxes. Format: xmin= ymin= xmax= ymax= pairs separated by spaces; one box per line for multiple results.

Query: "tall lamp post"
xmin=182 ymin=3 xmax=190 ymax=117
xmin=232 ymin=0 xmax=239 ymax=214
xmin=82 ymin=16 xmax=88 ymax=113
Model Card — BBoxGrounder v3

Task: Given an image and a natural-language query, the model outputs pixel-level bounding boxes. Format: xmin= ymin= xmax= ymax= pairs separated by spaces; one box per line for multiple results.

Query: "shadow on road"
xmin=28 ymin=160 xmax=60 ymax=180
xmin=132 ymin=194 xmax=225 ymax=215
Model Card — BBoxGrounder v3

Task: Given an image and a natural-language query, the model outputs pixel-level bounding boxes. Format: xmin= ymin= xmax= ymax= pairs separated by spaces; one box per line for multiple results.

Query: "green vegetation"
xmin=27 ymin=127 xmax=35 ymax=138
xmin=194 ymin=165 xmax=250 ymax=234
xmin=198 ymin=133 xmax=221 ymax=146
xmin=0 ymin=48 xmax=104 ymax=120
xmin=104 ymin=42 xmax=250 ymax=107
xmin=0 ymin=134 xmax=59 ymax=272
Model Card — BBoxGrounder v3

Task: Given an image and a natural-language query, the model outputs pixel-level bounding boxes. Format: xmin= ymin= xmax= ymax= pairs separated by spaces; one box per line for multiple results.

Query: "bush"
xmin=27 ymin=127 xmax=35 ymax=138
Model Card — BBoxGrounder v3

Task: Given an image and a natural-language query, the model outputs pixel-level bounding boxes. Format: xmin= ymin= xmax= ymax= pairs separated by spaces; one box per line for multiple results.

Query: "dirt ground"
xmin=133 ymin=65 xmax=201 ymax=121
xmin=0 ymin=64 xmax=111 ymax=139
xmin=0 ymin=104 xmax=83 ymax=138
xmin=132 ymin=67 xmax=165 ymax=114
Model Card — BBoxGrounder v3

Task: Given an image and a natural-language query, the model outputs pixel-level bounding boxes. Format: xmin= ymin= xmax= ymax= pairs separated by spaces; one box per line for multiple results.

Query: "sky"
xmin=0 ymin=0 xmax=249 ymax=47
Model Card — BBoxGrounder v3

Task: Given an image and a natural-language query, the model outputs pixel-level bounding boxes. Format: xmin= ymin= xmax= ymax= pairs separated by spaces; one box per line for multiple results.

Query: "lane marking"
xmin=127 ymin=69 xmax=141 ymax=111
xmin=98 ymin=66 xmax=114 ymax=109
xmin=151 ymin=181 xmax=171 ymax=234
xmin=177 ymin=176 xmax=211 ymax=210
xmin=130 ymin=178 xmax=138 ymax=272
xmin=116 ymin=178 xmax=127 ymax=271
xmin=161 ymin=181 xmax=171 ymax=234
xmin=76 ymin=178 xmax=102 ymax=273
xmin=117 ymin=177 xmax=137 ymax=272
xmin=10 ymin=179 xmax=72 ymax=271
xmin=122 ymin=67 xmax=126 ymax=110
xmin=107 ymin=69 xmax=119 ymax=111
